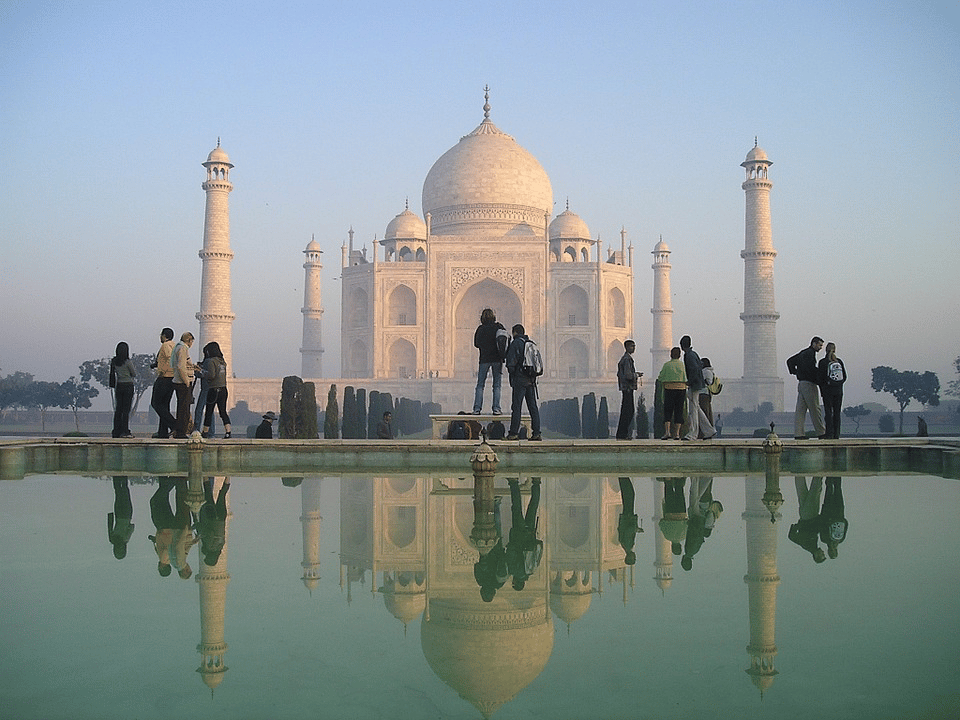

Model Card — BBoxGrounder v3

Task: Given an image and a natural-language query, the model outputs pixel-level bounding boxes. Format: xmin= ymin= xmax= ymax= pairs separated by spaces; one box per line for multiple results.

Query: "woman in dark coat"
xmin=817 ymin=342 xmax=847 ymax=439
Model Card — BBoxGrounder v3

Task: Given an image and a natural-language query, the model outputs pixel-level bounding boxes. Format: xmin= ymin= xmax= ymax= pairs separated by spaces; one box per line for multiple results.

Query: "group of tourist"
xmin=787 ymin=336 xmax=847 ymax=439
xmin=110 ymin=327 xmax=259 ymax=440
xmin=472 ymin=309 xmax=542 ymax=441
xmin=653 ymin=335 xmax=719 ymax=441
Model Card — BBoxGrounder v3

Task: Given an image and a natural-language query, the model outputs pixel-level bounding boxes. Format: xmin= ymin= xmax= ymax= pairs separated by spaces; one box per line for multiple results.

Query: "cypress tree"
xmin=324 ymin=384 xmax=339 ymax=439
xmin=597 ymin=396 xmax=610 ymax=438
xmin=636 ymin=392 xmax=649 ymax=439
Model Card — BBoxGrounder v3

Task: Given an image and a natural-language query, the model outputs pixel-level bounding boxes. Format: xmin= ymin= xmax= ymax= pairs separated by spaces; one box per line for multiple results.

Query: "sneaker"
xmin=492 ymin=410 xmax=502 ymax=415
xmin=224 ymin=432 xmax=231 ymax=439
xmin=660 ymin=435 xmax=671 ymax=440
xmin=529 ymin=435 xmax=542 ymax=441
xmin=505 ymin=434 xmax=520 ymax=441
xmin=472 ymin=410 xmax=482 ymax=415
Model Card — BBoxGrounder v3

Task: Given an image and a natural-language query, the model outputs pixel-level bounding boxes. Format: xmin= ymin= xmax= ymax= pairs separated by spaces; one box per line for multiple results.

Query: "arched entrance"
xmin=453 ymin=278 xmax=522 ymax=378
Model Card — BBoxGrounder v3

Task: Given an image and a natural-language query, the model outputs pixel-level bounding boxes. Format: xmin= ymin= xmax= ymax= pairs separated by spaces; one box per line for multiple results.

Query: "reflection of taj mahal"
xmin=203 ymin=89 xmax=784 ymax=413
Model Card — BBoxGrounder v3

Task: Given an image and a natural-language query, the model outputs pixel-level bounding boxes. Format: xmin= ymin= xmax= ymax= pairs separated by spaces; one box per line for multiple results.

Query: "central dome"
xmin=422 ymin=108 xmax=553 ymax=236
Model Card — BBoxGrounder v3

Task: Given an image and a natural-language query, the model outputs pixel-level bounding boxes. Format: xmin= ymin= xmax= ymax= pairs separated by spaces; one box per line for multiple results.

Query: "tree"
xmin=342 ymin=386 xmax=357 ymax=438
xmin=947 ymin=356 xmax=960 ymax=400
xmin=581 ymin=393 xmax=598 ymax=438
xmin=24 ymin=380 xmax=64 ymax=432
xmin=878 ymin=414 xmax=895 ymax=433
xmin=80 ymin=354 xmax=154 ymax=413
xmin=0 ymin=371 xmax=34 ymax=414
xmin=60 ymin=376 xmax=99 ymax=432
xmin=596 ymin=396 xmax=610 ymax=439
xmin=871 ymin=366 xmax=940 ymax=435
xmin=842 ymin=405 xmax=871 ymax=435
xmin=324 ymin=384 xmax=339 ymax=439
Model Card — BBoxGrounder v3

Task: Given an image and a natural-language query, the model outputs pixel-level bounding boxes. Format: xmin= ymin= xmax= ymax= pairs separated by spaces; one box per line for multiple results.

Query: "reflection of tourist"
xmin=788 ymin=476 xmax=825 ymax=563
xmin=617 ymin=477 xmax=642 ymax=564
xmin=505 ymin=478 xmax=543 ymax=590
xmin=148 ymin=477 xmax=177 ymax=576
xmin=168 ymin=479 xmax=198 ymax=579
xmin=107 ymin=476 xmax=135 ymax=559
xmin=474 ymin=497 xmax=508 ymax=602
xmin=150 ymin=328 xmax=177 ymax=438
xmin=255 ymin=411 xmax=276 ymax=438
xmin=681 ymin=478 xmax=722 ymax=571
xmin=819 ymin=476 xmax=848 ymax=559
xmin=198 ymin=478 xmax=230 ymax=566
xmin=110 ymin=342 xmax=137 ymax=438
xmin=659 ymin=477 xmax=688 ymax=555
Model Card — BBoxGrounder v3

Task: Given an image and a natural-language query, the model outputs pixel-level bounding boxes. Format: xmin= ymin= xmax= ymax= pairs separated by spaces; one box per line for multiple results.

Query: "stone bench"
xmin=429 ymin=414 xmax=531 ymax=440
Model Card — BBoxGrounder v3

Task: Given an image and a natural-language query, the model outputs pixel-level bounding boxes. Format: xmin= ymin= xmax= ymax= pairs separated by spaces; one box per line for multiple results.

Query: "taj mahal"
xmin=198 ymin=90 xmax=784 ymax=417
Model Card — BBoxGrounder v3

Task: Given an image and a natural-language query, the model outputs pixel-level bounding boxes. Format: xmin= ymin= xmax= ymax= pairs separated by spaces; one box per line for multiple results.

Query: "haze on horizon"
xmin=2 ymin=1 xmax=958 ymax=413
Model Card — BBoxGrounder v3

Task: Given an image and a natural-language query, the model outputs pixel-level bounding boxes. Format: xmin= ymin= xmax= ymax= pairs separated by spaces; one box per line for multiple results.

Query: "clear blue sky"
xmin=2 ymin=0 xmax=958 ymax=411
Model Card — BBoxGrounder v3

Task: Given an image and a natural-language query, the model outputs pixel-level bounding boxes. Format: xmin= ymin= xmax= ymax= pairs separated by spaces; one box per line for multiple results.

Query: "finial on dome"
xmin=565 ymin=197 xmax=569 ymax=211
xmin=483 ymin=84 xmax=491 ymax=119
xmin=217 ymin=137 xmax=221 ymax=148
xmin=405 ymin=197 xmax=409 ymax=210
xmin=754 ymin=136 xmax=758 ymax=147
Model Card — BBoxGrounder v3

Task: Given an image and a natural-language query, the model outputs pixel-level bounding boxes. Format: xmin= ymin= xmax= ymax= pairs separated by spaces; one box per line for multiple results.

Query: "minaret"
xmin=740 ymin=140 xmax=783 ymax=411
xmin=301 ymin=236 xmax=324 ymax=379
xmin=650 ymin=238 xmax=673 ymax=377
xmin=743 ymin=475 xmax=781 ymax=695
xmin=196 ymin=477 xmax=231 ymax=692
xmin=300 ymin=476 xmax=323 ymax=592
xmin=197 ymin=140 xmax=236 ymax=375
xmin=651 ymin=478 xmax=673 ymax=592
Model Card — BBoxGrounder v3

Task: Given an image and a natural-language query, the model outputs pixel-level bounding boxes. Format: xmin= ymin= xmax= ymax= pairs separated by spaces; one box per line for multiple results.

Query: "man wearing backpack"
xmin=505 ymin=324 xmax=542 ymax=441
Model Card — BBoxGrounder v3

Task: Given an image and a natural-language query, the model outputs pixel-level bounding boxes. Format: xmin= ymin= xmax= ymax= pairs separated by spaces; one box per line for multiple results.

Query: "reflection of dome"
xmin=385 ymin=207 xmax=427 ymax=240
xmin=549 ymin=591 xmax=593 ymax=624
xmin=549 ymin=209 xmax=590 ymax=241
xmin=421 ymin=597 xmax=553 ymax=718
xmin=383 ymin=591 xmax=426 ymax=625
xmin=422 ymin=101 xmax=553 ymax=236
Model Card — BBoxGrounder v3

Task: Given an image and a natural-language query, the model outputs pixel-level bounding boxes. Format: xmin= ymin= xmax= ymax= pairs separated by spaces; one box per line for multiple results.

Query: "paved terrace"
xmin=2 ymin=435 xmax=958 ymax=480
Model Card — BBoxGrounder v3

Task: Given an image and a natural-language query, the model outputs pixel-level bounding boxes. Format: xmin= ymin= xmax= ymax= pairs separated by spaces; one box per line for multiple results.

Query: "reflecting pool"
xmin=1 ymin=467 xmax=958 ymax=719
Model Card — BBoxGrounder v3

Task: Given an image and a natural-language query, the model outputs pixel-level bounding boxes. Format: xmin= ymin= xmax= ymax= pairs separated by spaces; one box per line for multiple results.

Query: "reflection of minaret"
xmin=650 ymin=238 xmax=673 ymax=377
xmin=652 ymin=478 xmax=673 ymax=592
xmin=196 ymin=477 xmax=231 ymax=692
xmin=300 ymin=237 xmax=324 ymax=379
xmin=743 ymin=475 xmax=781 ymax=695
xmin=740 ymin=141 xmax=784 ymax=411
xmin=301 ymin=476 xmax=323 ymax=592
xmin=197 ymin=141 xmax=236 ymax=375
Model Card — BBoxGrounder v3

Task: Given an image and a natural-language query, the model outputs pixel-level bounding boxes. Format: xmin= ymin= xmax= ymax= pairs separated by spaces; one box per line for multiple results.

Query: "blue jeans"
xmin=473 ymin=362 xmax=503 ymax=413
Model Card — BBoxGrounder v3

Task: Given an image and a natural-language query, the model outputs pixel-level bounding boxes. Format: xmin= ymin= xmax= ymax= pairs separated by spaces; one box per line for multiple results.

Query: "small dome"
xmin=205 ymin=144 xmax=232 ymax=165
xmin=549 ymin=209 xmax=591 ymax=241
xmin=654 ymin=238 xmax=670 ymax=253
xmin=385 ymin=207 xmax=427 ymax=241
xmin=744 ymin=145 xmax=769 ymax=163
xmin=305 ymin=237 xmax=322 ymax=252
